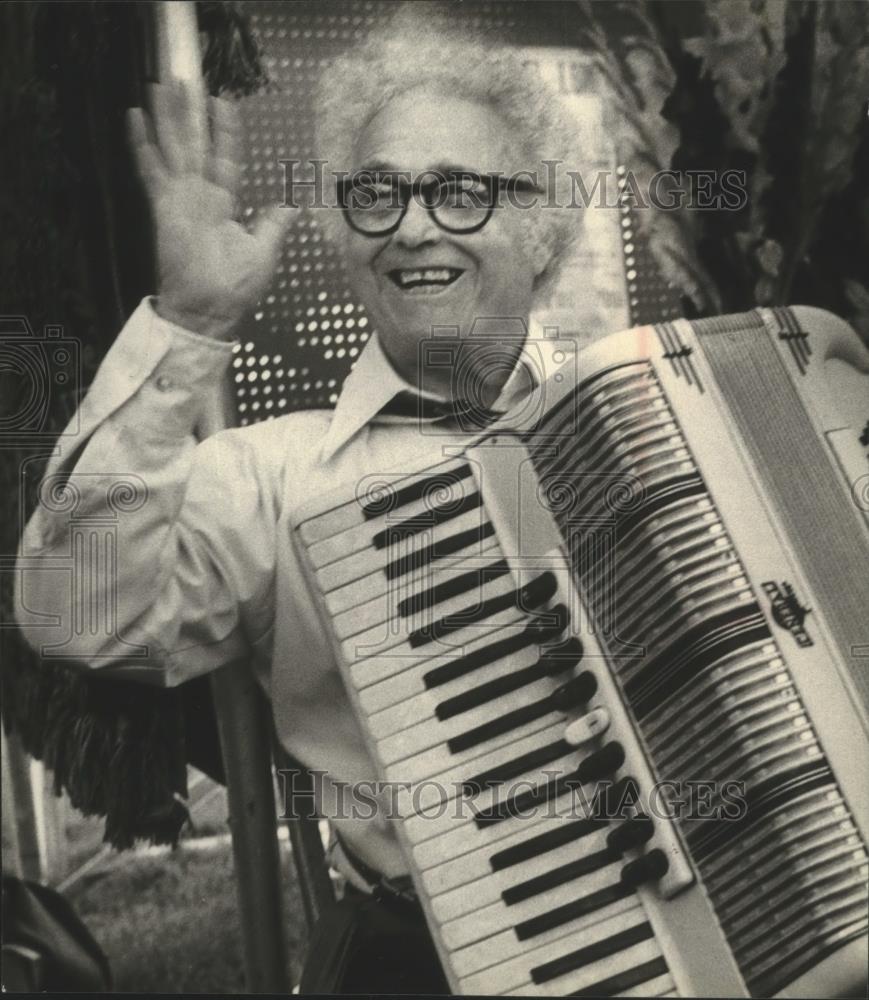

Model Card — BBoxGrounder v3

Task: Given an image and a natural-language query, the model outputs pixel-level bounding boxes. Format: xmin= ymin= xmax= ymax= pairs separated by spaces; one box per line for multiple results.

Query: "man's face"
xmin=342 ymin=89 xmax=543 ymax=392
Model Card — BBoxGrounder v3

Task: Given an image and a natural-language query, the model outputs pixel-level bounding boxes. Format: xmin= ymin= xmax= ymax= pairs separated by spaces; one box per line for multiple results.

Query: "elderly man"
xmin=16 ymin=20 xmax=580 ymax=994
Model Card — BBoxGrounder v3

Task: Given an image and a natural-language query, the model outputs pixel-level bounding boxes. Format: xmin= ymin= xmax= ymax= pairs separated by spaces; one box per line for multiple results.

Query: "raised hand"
xmin=128 ymin=81 xmax=292 ymax=340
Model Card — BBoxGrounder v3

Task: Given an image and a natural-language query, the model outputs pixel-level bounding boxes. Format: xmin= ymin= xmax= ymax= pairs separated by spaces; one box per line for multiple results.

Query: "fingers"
xmin=127 ymin=107 xmax=168 ymax=197
xmin=209 ymin=96 xmax=244 ymax=198
xmin=253 ymin=205 xmax=294 ymax=264
xmin=148 ymin=82 xmax=185 ymax=173
xmin=148 ymin=80 xmax=208 ymax=176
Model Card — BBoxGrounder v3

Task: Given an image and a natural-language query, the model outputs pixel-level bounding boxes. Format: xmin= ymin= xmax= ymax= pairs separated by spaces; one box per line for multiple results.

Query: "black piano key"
xmin=530 ymin=921 xmax=654 ymax=984
xmin=516 ymin=881 xmax=634 ymax=941
xmin=593 ymin=776 xmax=642 ymax=821
xmin=410 ymin=571 xmax=557 ymax=649
xmin=502 ymin=846 xmax=619 ymax=905
xmin=550 ymin=670 xmax=597 ymax=710
xmin=620 ymin=848 xmax=669 ymax=888
xmin=474 ymin=767 xmax=585 ymax=827
xmin=577 ymin=742 xmax=625 ymax=783
xmin=448 ymin=694 xmax=555 ymax=754
xmin=361 ymin=463 xmax=473 ymax=518
xmin=463 ymin=739 xmax=572 ymax=796
xmin=490 ymin=817 xmax=606 ymax=872
xmin=449 ymin=671 xmax=611 ymax=757
xmin=423 ymin=606 xmax=568 ymax=689
xmin=398 ymin=558 xmax=509 ymax=618
xmin=606 ymin=815 xmax=655 ymax=854
xmin=386 ymin=521 xmax=496 ymax=580
xmin=437 ymin=644 xmax=579 ymax=722
xmin=372 ymin=490 xmax=483 ymax=549
xmin=568 ymin=956 xmax=669 ymax=997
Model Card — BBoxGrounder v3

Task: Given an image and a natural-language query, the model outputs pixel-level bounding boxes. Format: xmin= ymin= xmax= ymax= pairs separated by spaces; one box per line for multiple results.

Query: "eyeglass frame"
xmin=336 ymin=169 xmax=544 ymax=237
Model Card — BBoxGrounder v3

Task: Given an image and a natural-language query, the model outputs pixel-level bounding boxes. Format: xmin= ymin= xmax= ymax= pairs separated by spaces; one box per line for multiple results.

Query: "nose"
xmin=393 ymin=197 xmax=441 ymax=248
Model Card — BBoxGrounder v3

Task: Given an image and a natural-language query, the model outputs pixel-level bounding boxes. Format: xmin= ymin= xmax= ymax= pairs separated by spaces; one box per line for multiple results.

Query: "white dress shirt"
xmin=15 ymin=298 xmax=574 ymax=875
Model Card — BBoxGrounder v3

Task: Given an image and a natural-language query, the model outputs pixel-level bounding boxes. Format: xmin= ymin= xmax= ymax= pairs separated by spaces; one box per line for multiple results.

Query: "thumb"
xmin=253 ymin=205 xmax=294 ymax=264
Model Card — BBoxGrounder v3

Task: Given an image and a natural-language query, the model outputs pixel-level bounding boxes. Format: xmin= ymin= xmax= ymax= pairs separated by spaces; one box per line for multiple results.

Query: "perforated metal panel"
xmin=232 ymin=1 xmax=680 ymax=425
xmin=616 ymin=164 xmax=683 ymax=326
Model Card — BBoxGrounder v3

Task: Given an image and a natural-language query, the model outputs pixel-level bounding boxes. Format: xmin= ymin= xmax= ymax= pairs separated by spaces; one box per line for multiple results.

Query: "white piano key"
xmin=440 ymin=859 xmax=626 ymax=951
xmin=406 ymin=742 xmax=586 ymax=817
xmin=398 ymin=720 xmax=573 ymax=811
xmin=619 ymin=973 xmax=677 ymax=997
xmin=394 ymin=745 xmax=585 ymax=828
xmin=428 ymin=825 xmax=613 ymax=922
xmin=348 ymin=607 xmax=525 ymax=689
xmin=522 ymin=938 xmax=666 ymax=998
xmin=411 ymin=772 xmax=595 ymax=871
xmin=333 ymin=553 xmax=512 ymax=641
xmin=366 ymin=643 xmax=542 ymax=739
xmin=453 ymin=898 xmax=651 ymax=992
xmin=378 ymin=674 xmax=564 ymax=767
xmin=448 ymin=894 xmax=639 ymax=980
xmin=297 ymin=456 xmax=468 ymax=544
xmin=357 ymin=616 xmax=538 ymax=714
xmin=419 ymin=819 xmax=556 ymax=896
xmin=341 ymin=571 xmax=518 ymax=663
xmin=324 ymin=534 xmax=501 ymax=616
xmin=314 ymin=505 xmax=490 ymax=591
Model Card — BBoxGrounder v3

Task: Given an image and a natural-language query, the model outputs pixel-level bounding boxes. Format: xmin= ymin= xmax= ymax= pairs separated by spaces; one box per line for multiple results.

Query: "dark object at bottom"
xmin=299 ymin=884 xmax=450 ymax=994
xmin=1 ymin=875 xmax=112 ymax=992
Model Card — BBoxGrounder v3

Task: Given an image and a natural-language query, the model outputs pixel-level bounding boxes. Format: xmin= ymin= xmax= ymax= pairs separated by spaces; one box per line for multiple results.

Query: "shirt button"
xmin=155 ymin=374 xmax=173 ymax=391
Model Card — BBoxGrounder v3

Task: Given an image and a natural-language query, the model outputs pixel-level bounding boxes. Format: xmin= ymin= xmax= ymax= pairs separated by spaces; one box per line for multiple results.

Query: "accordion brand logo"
xmin=762 ymin=580 xmax=813 ymax=647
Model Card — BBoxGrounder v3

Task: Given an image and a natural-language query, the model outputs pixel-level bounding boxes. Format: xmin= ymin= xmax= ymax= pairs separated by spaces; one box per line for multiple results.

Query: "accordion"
xmin=292 ymin=307 xmax=869 ymax=997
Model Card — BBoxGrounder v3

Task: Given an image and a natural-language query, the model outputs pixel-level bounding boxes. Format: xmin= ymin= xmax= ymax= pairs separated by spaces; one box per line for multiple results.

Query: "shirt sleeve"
xmin=14 ymin=298 xmax=276 ymax=687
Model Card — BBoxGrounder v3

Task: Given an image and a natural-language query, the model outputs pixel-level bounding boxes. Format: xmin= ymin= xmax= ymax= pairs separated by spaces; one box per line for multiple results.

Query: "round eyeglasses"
xmin=337 ymin=170 xmax=543 ymax=237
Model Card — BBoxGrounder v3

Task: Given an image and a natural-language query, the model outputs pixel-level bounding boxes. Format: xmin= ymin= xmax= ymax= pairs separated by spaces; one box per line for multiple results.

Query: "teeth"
xmin=394 ymin=268 xmax=460 ymax=288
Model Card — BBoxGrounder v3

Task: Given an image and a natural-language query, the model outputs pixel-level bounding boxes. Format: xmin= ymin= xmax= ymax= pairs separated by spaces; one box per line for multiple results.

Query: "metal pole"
xmin=152 ymin=4 xmax=289 ymax=991
xmin=272 ymin=743 xmax=335 ymax=930
xmin=211 ymin=663 xmax=289 ymax=992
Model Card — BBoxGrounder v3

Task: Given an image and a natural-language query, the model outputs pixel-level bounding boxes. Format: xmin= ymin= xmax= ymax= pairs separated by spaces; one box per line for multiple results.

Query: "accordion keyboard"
xmin=296 ymin=455 xmax=693 ymax=996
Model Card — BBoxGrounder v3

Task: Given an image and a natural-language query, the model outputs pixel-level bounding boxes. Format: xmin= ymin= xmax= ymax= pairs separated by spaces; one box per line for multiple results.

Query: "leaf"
xmin=574 ymin=1 xmax=718 ymax=311
xmin=808 ymin=3 xmax=869 ymax=202
xmin=755 ymin=238 xmax=784 ymax=277
xmin=684 ymin=0 xmax=788 ymax=154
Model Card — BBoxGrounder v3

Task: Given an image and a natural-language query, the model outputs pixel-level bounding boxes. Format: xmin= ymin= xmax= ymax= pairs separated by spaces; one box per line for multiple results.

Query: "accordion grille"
xmin=525 ymin=361 xmax=869 ymax=996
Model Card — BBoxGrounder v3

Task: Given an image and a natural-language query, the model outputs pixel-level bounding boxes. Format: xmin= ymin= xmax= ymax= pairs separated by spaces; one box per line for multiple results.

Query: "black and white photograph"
xmin=2 ymin=0 xmax=868 ymax=995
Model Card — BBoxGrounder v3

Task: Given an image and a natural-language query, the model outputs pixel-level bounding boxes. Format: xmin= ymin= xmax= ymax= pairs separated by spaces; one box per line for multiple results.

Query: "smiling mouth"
xmin=387 ymin=267 xmax=465 ymax=292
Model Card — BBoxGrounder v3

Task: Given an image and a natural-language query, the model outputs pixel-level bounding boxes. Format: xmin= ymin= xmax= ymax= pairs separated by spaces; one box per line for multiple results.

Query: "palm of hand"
xmin=156 ymin=176 xmax=276 ymax=319
xmin=128 ymin=81 xmax=291 ymax=338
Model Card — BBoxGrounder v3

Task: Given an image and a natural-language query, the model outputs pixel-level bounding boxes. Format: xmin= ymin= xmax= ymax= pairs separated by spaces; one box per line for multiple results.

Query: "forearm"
xmin=14 ymin=298 xmax=242 ymax=682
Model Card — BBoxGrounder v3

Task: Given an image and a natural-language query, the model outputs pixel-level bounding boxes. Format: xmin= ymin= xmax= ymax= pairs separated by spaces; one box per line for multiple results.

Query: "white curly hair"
xmin=313 ymin=6 xmax=582 ymax=305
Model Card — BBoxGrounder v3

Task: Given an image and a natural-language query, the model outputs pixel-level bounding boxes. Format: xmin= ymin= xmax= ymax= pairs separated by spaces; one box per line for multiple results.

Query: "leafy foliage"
xmin=579 ymin=0 xmax=869 ymax=335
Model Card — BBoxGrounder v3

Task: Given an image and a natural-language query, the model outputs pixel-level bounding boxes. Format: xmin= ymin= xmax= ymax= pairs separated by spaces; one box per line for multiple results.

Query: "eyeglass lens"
xmin=343 ymin=174 xmax=495 ymax=235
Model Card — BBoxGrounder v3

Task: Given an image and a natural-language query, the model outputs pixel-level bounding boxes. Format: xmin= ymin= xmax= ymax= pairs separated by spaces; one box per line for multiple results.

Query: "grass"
xmin=67 ymin=840 xmax=308 ymax=992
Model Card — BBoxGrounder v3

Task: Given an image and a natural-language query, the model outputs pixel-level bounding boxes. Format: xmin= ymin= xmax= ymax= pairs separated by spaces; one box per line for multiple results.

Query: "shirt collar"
xmin=318 ymin=317 xmax=571 ymax=462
